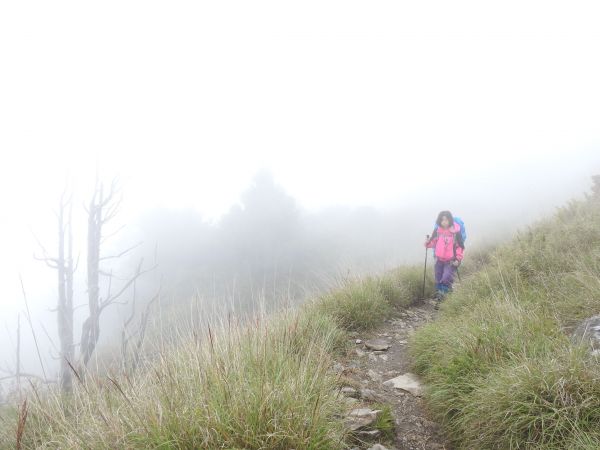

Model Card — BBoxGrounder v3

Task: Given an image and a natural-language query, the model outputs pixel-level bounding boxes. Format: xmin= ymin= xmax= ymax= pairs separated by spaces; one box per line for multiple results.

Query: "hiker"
xmin=424 ymin=210 xmax=465 ymax=299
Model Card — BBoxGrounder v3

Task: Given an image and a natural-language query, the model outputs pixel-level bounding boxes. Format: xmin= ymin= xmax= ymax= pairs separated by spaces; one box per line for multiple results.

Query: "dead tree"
xmin=35 ymin=177 xmax=150 ymax=392
xmin=79 ymin=178 xmax=149 ymax=368
xmin=35 ymin=189 xmax=75 ymax=392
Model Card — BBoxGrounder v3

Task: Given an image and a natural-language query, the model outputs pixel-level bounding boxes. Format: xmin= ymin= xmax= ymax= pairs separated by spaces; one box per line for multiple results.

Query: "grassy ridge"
xmin=3 ymin=267 xmax=433 ymax=449
xmin=410 ymin=194 xmax=600 ymax=449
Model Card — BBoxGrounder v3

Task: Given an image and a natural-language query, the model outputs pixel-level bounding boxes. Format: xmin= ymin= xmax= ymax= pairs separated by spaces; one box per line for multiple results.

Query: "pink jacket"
xmin=425 ymin=223 xmax=464 ymax=262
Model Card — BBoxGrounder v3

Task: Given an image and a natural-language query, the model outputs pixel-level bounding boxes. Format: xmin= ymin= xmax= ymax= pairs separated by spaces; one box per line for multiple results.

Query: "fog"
xmin=1 ymin=1 xmax=600 ymax=395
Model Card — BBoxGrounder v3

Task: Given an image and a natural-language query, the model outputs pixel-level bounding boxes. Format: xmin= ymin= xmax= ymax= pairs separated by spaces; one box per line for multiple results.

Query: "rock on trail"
xmin=339 ymin=298 xmax=448 ymax=450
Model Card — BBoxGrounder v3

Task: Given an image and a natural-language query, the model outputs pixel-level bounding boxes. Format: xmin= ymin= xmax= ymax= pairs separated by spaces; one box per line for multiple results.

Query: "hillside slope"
xmin=2 ymin=263 xmax=434 ymax=449
xmin=411 ymin=185 xmax=600 ymax=449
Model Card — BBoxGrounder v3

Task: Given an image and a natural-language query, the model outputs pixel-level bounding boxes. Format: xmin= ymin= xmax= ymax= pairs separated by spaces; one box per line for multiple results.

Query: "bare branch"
xmin=100 ymin=224 xmax=126 ymax=244
xmin=100 ymin=261 xmax=156 ymax=312
xmin=99 ymin=242 xmax=143 ymax=262
xmin=0 ymin=373 xmax=56 ymax=384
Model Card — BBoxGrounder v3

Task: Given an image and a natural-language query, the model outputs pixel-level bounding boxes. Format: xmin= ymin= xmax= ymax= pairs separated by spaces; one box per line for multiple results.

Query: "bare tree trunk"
xmin=35 ymin=189 xmax=74 ymax=393
xmin=81 ymin=185 xmax=102 ymax=367
xmin=57 ymin=195 xmax=74 ymax=392
xmin=80 ymin=178 xmax=149 ymax=368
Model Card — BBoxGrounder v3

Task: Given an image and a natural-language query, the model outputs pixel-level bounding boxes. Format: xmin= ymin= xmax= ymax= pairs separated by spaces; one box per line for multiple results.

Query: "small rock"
xmin=355 ymin=339 xmax=363 ymax=344
xmin=355 ymin=348 xmax=366 ymax=357
xmin=367 ymin=444 xmax=390 ymax=450
xmin=367 ymin=369 xmax=382 ymax=382
xmin=341 ymin=386 xmax=358 ymax=398
xmin=348 ymin=407 xmax=372 ymax=416
xmin=359 ymin=388 xmax=381 ymax=402
xmin=345 ymin=408 xmax=381 ymax=431
xmin=368 ymin=353 xmax=378 ymax=362
xmin=379 ymin=354 xmax=388 ymax=361
xmin=364 ymin=339 xmax=391 ymax=351
xmin=383 ymin=373 xmax=423 ymax=397
xmin=572 ymin=315 xmax=600 ymax=351
xmin=358 ymin=429 xmax=381 ymax=439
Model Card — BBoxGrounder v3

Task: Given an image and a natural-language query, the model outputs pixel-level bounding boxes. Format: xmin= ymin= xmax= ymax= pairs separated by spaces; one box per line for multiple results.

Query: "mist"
xmin=2 ymin=0 xmax=600 ymax=403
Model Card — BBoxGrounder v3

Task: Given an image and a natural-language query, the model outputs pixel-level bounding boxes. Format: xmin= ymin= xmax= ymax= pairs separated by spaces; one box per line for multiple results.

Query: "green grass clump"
xmin=372 ymin=404 xmax=395 ymax=441
xmin=457 ymin=347 xmax=600 ymax=449
xmin=310 ymin=266 xmax=433 ymax=333
xmin=380 ymin=266 xmax=435 ymax=308
xmin=410 ymin=186 xmax=600 ymax=449
xmin=311 ymin=277 xmax=392 ymax=331
xmin=4 ymin=311 xmax=348 ymax=449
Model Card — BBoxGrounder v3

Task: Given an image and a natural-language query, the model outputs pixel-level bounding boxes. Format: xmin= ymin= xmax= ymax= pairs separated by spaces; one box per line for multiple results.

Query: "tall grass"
xmin=1 ymin=265 xmax=430 ymax=449
xmin=410 ymin=193 xmax=600 ymax=449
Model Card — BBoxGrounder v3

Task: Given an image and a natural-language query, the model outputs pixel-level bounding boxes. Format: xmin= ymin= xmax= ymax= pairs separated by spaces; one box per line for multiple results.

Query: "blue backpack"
xmin=433 ymin=216 xmax=467 ymax=244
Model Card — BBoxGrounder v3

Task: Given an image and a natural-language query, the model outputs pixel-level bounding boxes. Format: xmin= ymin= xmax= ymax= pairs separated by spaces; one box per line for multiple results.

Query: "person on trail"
xmin=424 ymin=211 xmax=465 ymax=300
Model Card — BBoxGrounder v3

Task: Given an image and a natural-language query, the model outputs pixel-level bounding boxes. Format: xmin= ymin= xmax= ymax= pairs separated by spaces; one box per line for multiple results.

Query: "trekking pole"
xmin=422 ymin=235 xmax=429 ymax=299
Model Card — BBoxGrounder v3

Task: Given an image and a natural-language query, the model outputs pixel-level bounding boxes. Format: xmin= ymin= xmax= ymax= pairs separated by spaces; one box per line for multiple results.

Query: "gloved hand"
xmin=452 ymin=260 xmax=461 ymax=267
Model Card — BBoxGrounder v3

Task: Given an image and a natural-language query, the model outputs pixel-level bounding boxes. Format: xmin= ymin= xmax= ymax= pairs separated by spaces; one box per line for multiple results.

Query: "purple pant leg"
xmin=440 ymin=262 xmax=455 ymax=287
xmin=434 ymin=260 xmax=444 ymax=285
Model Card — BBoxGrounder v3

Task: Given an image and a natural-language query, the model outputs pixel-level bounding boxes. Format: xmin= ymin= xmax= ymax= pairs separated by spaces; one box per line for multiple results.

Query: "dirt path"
xmin=337 ymin=299 xmax=449 ymax=450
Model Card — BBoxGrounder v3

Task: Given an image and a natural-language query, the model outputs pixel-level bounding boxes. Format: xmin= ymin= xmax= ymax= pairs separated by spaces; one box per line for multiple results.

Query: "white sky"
xmin=1 ymin=1 xmax=600 ymax=369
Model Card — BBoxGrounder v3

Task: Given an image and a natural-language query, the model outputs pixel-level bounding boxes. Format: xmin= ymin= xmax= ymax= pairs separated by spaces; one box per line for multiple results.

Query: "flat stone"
xmin=355 ymin=339 xmax=363 ymax=344
xmin=345 ymin=408 xmax=381 ymax=431
xmin=349 ymin=408 xmax=376 ymax=417
xmin=383 ymin=373 xmax=423 ymax=397
xmin=364 ymin=339 xmax=391 ymax=351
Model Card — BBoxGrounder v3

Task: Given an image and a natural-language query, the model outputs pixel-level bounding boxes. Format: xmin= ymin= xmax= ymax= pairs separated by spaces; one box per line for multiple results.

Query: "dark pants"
xmin=434 ymin=259 xmax=456 ymax=293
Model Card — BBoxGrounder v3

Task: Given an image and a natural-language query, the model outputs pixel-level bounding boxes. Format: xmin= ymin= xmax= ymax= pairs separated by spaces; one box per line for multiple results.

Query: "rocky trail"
xmin=335 ymin=299 xmax=449 ymax=450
